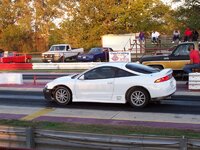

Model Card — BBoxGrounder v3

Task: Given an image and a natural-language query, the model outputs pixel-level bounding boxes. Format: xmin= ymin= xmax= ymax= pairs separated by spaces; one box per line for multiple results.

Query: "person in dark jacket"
xmin=192 ymin=30 xmax=199 ymax=41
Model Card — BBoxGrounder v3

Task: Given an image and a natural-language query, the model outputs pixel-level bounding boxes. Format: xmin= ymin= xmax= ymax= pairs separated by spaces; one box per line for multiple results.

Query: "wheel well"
xmin=52 ymin=85 xmax=72 ymax=99
xmin=125 ymin=86 xmax=151 ymax=102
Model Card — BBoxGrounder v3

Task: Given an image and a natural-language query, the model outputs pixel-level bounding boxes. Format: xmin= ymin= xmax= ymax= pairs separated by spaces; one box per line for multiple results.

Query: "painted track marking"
xmin=21 ymin=108 xmax=55 ymax=121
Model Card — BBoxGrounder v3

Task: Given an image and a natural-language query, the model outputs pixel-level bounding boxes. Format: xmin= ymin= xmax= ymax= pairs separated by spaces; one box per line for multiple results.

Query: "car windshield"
xmin=88 ymin=48 xmax=102 ymax=54
xmin=125 ymin=63 xmax=159 ymax=74
xmin=71 ymin=73 xmax=79 ymax=79
xmin=50 ymin=46 xmax=65 ymax=51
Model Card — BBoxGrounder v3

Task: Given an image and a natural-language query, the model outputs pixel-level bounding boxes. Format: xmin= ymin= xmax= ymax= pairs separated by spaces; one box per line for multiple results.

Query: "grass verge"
xmin=0 ymin=119 xmax=199 ymax=138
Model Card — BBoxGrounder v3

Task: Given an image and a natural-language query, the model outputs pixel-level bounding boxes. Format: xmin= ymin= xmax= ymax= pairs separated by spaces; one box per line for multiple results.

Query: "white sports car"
xmin=43 ymin=62 xmax=176 ymax=108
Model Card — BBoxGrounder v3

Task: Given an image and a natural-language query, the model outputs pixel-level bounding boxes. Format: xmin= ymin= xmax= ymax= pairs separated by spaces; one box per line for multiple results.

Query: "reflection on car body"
xmin=43 ymin=62 xmax=176 ymax=108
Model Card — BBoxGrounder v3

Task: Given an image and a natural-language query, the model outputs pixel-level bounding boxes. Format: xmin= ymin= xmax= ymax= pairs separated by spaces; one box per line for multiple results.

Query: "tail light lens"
xmin=154 ymin=74 xmax=172 ymax=83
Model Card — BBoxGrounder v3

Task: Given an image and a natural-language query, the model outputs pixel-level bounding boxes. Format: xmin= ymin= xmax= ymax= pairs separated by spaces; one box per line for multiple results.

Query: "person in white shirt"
xmin=151 ymin=31 xmax=160 ymax=44
xmin=172 ymin=30 xmax=180 ymax=43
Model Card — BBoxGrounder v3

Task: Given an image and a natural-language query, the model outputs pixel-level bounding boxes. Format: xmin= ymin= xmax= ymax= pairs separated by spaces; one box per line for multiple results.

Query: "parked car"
xmin=139 ymin=42 xmax=200 ymax=74
xmin=43 ymin=62 xmax=176 ymax=108
xmin=42 ymin=44 xmax=84 ymax=62
xmin=0 ymin=51 xmax=32 ymax=63
xmin=76 ymin=47 xmax=113 ymax=62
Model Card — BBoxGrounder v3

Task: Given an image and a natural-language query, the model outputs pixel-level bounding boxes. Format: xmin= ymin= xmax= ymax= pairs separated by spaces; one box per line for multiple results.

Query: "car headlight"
xmin=44 ymin=83 xmax=49 ymax=89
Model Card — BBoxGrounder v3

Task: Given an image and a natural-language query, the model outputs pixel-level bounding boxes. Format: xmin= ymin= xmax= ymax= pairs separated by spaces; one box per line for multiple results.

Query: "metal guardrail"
xmin=32 ymin=62 xmax=102 ymax=70
xmin=0 ymin=126 xmax=200 ymax=150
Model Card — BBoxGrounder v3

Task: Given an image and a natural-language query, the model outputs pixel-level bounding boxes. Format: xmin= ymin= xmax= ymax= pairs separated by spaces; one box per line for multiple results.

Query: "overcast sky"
xmin=161 ymin=0 xmax=183 ymax=9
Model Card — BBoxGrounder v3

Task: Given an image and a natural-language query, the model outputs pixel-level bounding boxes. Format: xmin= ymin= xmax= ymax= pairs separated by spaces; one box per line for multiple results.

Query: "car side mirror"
xmin=79 ymin=75 xmax=85 ymax=80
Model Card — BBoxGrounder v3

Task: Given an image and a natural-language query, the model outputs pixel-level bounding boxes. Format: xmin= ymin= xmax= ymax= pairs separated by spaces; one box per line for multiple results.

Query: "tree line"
xmin=0 ymin=0 xmax=199 ymax=52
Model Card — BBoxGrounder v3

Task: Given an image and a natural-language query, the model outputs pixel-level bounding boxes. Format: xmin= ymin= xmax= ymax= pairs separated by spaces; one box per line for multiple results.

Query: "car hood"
xmin=45 ymin=75 xmax=73 ymax=89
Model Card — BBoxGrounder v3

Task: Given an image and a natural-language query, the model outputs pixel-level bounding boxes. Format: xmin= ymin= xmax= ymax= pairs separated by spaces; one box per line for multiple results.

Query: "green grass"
xmin=0 ymin=119 xmax=200 ymax=138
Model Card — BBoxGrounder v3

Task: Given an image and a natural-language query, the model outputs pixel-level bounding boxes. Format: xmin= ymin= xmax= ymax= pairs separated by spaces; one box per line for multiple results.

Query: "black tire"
xmin=53 ymin=86 xmax=72 ymax=105
xmin=151 ymin=65 xmax=163 ymax=70
xmin=128 ymin=87 xmax=150 ymax=108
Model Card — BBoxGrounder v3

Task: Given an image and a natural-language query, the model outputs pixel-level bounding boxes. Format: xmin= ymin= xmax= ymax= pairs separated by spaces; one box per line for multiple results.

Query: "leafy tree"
xmin=61 ymin=0 xmax=172 ymax=49
xmin=0 ymin=0 xmax=176 ymax=52
xmin=175 ymin=0 xmax=200 ymax=30
xmin=0 ymin=0 xmax=68 ymax=52
xmin=0 ymin=0 xmax=33 ymax=52
xmin=33 ymin=0 xmax=68 ymax=52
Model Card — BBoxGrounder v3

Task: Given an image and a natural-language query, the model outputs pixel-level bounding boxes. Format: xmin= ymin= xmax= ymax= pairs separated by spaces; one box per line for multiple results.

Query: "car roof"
xmin=91 ymin=47 xmax=112 ymax=49
xmin=179 ymin=42 xmax=199 ymax=49
xmin=52 ymin=44 xmax=69 ymax=46
xmin=95 ymin=62 xmax=128 ymax=68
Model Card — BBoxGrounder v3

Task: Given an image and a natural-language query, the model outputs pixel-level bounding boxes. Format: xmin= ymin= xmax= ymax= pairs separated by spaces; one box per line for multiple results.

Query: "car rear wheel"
xmin=128 ymin=87 xmax=149 ymax=108
xmin=26 ymin=59 xmax=31 ymax=63
xmin=53 ymin=86 xmax=72 ymax=105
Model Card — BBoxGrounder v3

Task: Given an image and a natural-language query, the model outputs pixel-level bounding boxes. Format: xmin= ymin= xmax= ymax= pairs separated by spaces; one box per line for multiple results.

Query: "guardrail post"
xmin=180 ymin=136 xmax=187 ymax=150
xmin=26 ymin=127 xmax=35 ymax=148
xmin=33 ymin=75 xmax=36 ymax=85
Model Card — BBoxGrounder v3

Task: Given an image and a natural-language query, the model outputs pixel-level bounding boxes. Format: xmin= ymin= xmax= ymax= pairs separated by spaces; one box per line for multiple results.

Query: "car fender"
xmin=125 ymin=86 xmax=151 ymax=102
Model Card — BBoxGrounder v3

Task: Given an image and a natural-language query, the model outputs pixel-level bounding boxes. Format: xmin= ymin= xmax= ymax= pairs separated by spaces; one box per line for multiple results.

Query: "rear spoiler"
xmin=160 ymin=68 xmax=173 ymax=75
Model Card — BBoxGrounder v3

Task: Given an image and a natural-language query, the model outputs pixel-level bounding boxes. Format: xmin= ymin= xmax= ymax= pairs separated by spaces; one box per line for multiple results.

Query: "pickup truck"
xmin=0 ymin=51 xmax=32 ymax=63
xmin=139 ymin=42 xmax=200 ymax=74
xmin=42 ymin=44 xmax=84 ymax=62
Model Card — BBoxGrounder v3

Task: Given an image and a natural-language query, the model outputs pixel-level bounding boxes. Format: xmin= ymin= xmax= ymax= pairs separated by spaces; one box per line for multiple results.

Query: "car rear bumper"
xmin=151 ymin=91 xmax=175 ymax=101
xmin=150 ymin=78 xmax=176 ymax=99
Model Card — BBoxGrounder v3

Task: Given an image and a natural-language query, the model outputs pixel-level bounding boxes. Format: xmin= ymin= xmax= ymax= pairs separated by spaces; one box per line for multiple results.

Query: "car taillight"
xmin=154 ymin=74 xmax=172 ymax=83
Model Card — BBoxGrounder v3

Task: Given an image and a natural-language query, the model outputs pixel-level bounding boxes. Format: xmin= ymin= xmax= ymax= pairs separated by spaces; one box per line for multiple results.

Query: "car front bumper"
xmin=43 ymin=87 xmax=54 ymax=101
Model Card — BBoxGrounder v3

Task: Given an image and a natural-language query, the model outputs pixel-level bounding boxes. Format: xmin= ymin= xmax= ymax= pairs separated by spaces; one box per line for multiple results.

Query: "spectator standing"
xmin=184 ymin=27 xmax=192 ymax=42
xmin=172 ymin=29 xmax=180 ymax=43
xmin=151 ymin=31 xmax=160 ymax=44
xmin=138 ymin=31 xmax=145 ymax=53
xmin=183 ymin=44 xmax=200 ymax=74
xmin=139 ymin=31 xmax=145 ymax=43
xmin=192 ymin=29 xmax=199 ymax=41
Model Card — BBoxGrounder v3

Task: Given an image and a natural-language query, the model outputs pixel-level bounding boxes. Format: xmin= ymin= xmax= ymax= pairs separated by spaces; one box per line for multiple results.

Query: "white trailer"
xmin=101 ymin=33 xmax=143 ymax=53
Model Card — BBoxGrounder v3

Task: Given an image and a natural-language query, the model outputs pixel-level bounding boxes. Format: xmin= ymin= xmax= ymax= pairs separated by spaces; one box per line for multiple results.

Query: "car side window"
xmin=84 ymin=67 xmax=115 ymax=80
xmin=173 ymin=44 xmax=192 ymax=56
xmin=66 ymin=45 xmax=69 ymax=51
xmin=115 ymin=69 xmax=135 ymax=78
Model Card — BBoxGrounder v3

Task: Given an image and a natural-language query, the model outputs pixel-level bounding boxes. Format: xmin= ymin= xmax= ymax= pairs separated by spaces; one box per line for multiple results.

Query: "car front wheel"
xmin=53 ymin=86 xmax=72 ymax=105
xmin=128 ymin=87 xmax=149 ymax=108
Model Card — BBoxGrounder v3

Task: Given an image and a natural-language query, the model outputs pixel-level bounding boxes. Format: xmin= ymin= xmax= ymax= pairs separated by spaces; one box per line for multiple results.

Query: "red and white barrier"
xmin=0 ymin=62 xmax=102 ymax=71
xmin=0 ymin=63 xmax=32 ymax=70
